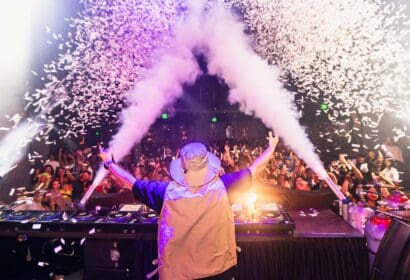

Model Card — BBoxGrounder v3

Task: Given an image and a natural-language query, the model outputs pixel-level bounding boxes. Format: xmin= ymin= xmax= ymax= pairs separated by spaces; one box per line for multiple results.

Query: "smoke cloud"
xmin=88 ymin=2 xmax=205 ymax=192
xmin=93 ymin=1 xmax=328 ymax=193
xmin=0 ymin=121 xmax=42 ymax=177
xmin=200 ymin=3 xmax=328 ymax=178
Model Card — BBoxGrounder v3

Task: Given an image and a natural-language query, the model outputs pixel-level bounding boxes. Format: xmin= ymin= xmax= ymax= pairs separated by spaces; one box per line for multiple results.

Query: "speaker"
xmin=83 ymin=240 xmax=135 ymax=268
xmin=83 ymin=240 xmax=136 ymax=280
xmin=370 ymin=218 xmax=410 ymax=280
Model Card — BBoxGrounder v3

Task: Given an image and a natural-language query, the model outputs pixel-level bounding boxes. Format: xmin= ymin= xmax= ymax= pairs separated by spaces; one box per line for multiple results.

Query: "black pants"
xmin=197 ymin=266 xmax=236 ymax=280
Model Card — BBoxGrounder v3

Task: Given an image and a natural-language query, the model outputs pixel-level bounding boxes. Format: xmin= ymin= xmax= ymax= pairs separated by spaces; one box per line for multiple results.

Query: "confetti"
xmin=38 ymin=262 xmax=49 ymax=267
xmin=54 ymin=245 xmax=63 ymax=254
xmin=226 ymin=0 xmax=410 ymax=151
xmin=32 ymin=224 xmax=42 ymax=230
xmin=25 ymin=0 xmax=186 ymax=139
xmin=5 ymin=0 xmax=407 ymax=161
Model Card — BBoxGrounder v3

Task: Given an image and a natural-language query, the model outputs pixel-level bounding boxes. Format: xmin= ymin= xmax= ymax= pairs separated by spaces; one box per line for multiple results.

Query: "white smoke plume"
xmin=200 ymin=2 xmax=328 ymax=178
xmin=87 ymin=2 xmax=204 ymax=193
xmin=92 ymin=0 xmax=330 ymax=196
xmin=0 ymin=120 xmax=42 ymax=177
xmin=109 ymin=3 xmax=203 ymax=161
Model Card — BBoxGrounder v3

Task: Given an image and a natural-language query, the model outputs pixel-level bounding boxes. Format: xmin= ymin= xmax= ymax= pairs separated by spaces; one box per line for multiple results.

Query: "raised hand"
xmin=267 ymin=131 xmax=279 ymax=148
xmin=98 ymin=145 xmax=112 ymax=163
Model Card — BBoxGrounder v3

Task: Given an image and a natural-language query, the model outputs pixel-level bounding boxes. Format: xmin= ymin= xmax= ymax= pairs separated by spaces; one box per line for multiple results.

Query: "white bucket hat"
xmin=170 ymin=142 xmax=221 ymax=187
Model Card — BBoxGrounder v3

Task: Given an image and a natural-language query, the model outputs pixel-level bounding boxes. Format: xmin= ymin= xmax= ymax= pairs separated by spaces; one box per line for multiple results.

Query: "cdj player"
xmin=0 ymin=202 xmax=295 ymax=239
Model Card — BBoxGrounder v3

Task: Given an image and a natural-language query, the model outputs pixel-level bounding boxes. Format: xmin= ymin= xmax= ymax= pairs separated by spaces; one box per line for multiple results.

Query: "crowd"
xmin=22 ymin=133 xmax=408 ymax=211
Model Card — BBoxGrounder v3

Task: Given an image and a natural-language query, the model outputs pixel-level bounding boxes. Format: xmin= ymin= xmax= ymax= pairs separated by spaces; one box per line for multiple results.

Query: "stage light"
xmin=161 ymin=113 xmax=168 ymax=119
xmin=211 ymin=117 xmax=217 ymax=123
xmin=320 ymin=103 xmax=328 ymax=111
xmin=95 ymin=131 xmax=100 ymax=136
xmin=0 ymin=1 xmax=32 ymax=113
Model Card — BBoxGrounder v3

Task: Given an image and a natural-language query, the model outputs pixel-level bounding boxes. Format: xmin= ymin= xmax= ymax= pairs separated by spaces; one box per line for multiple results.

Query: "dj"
xmin=99 ymin=132 xmax=279 ymax=280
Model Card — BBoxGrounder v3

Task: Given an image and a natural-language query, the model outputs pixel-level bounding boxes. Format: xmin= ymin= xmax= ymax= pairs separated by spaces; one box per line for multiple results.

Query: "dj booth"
xmin=0 ymin=205 xmax=368 ymax=280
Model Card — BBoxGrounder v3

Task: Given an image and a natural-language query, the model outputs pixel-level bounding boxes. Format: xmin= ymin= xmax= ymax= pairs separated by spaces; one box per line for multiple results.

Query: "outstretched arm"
xmin=248 ymin=132 xmax=279 ymax=178
xmin=99 ymin=146 xmax=136 ymax=190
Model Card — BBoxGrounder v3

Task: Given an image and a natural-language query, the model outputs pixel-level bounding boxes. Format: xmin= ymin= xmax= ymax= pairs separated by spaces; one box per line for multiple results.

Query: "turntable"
xmin=74 ymin=211 xmax=99 ymax=222
xmin=6 ymin=211 xmax=33 ymax=222
xmin=232 ymin=203 xmax=295 ymax=234
xmin=139 ymin=211 xmax=159 ymax=224
xmin=104 ymin=211 xmax=135 ymax=224
xmin=36 ymin=212 xmax=64 ymax=223
xmin=259 ymin=210 xmax=284 ymax=223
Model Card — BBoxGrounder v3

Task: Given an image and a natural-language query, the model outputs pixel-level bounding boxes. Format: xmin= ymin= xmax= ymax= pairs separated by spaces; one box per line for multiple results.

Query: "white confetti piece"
xmin=32 ymin=224 xmax=42 ymax=230
xmin=38 ymin=262 xmax=49 ymax=267
xmin=54 ymin=245 xmax=63 ymax=254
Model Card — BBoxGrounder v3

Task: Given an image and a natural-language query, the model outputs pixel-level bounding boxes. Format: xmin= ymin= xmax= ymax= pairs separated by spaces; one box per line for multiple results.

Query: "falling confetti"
xmin=26 ymin=0 xmax=186 ymax=139
xmin=18 ymin=0 xmax=410 ymax=157
xmin=54 ymin=245 xmax=63 ymax=253
xmin=226 ymin=0 xmax=410 ymax=151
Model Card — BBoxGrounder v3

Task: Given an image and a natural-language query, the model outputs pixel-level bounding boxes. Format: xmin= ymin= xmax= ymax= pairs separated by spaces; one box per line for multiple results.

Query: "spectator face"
xmin=368 ymin=151 xmax=376 ymax=160
xmin=44 ymin=165 xmax=52 ymax=174
xmin=38 ymin=174 xmax=48 ymax=183
xmin=357 ymin=156 xmax=366 ymax=164
xmin=384 ymin=159 xmax=392 ymax=167
xmin=295 ymin=177 xmax=310 ymax=191
xmin=366 ymin=187 xmax=379 ymax=202
xmin=100 ymin=179 xmax=112 ymax=193
xmin=57 ymin=168 xmax=65 ymax=176
xmin=81 ymin=171 xmax=92 ymax=181
xmin=51 ymin=180 xmax=60 ymax=190
xmin=278 ymin=175 xmax=285 ymax=184
xmin=306 ymin=169 xmax=315 ymax=179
